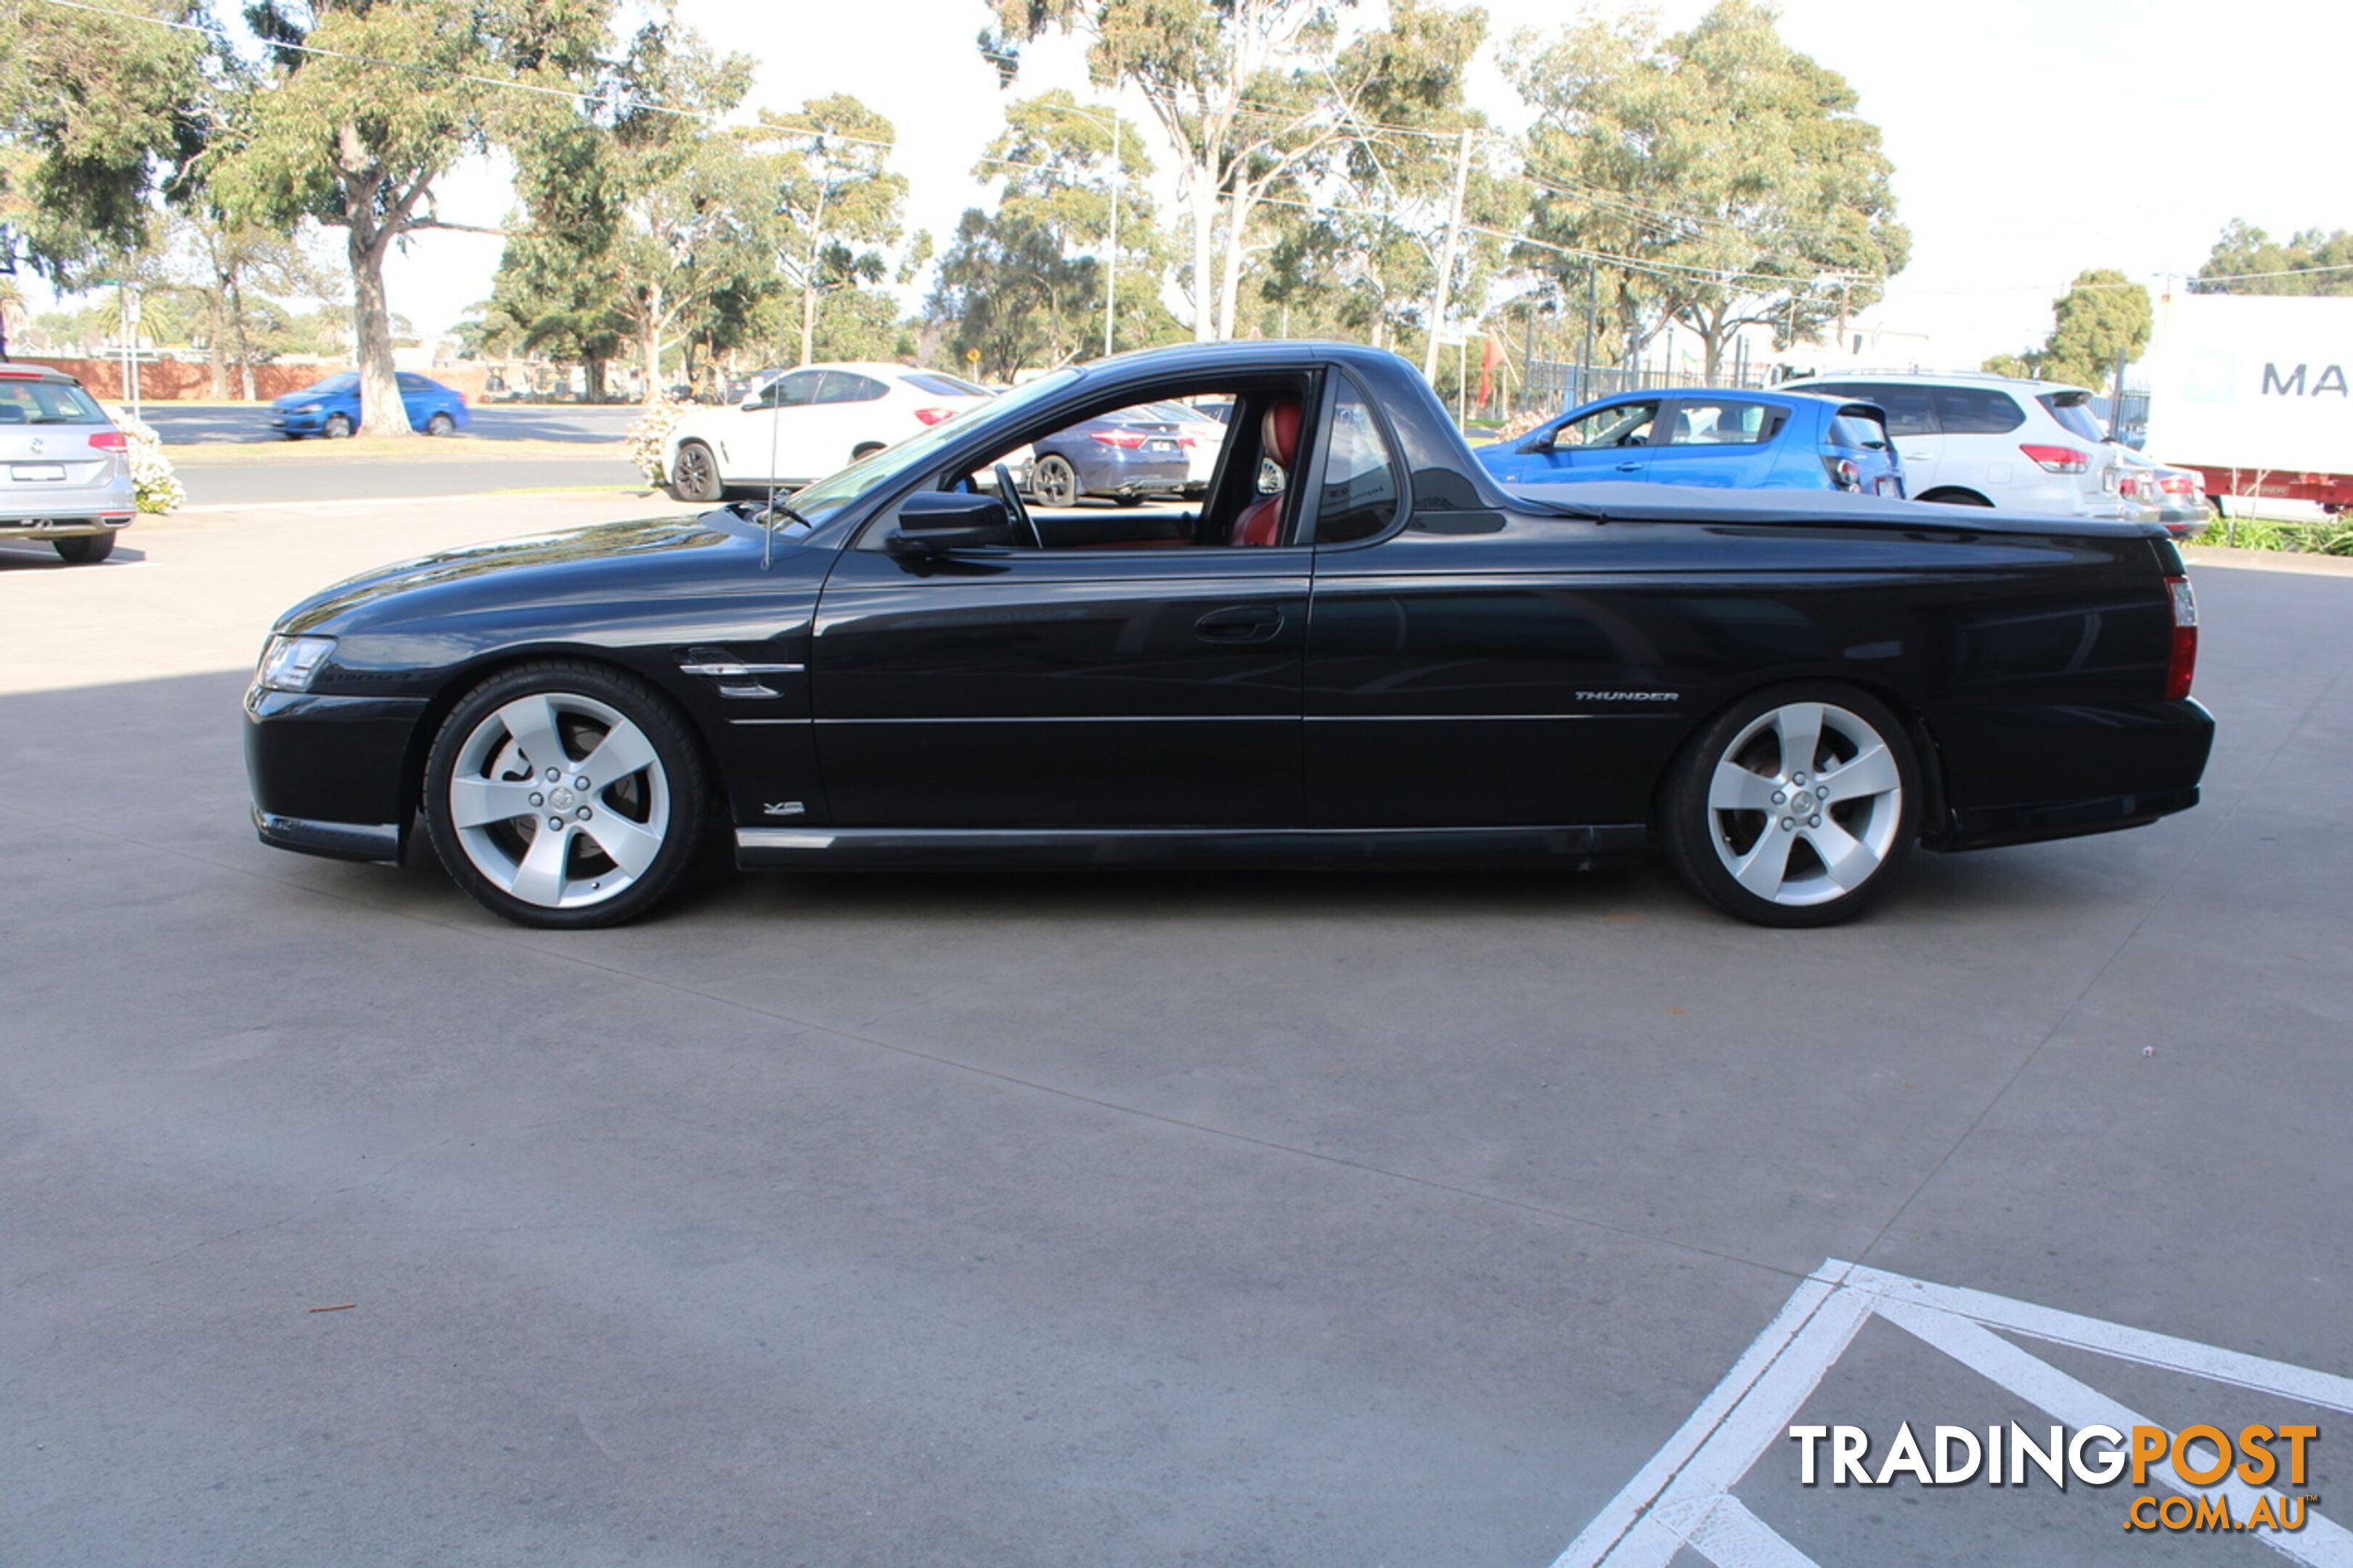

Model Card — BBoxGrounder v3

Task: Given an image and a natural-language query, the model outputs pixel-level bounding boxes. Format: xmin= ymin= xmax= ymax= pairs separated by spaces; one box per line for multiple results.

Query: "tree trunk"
xmin=1216 ymin=191 xmax=1249 ymax=347
xmin=227 ymin=276 xmax=257 ymax=401
xmin=1191 ymin=158 xmax=1218 ymax=342
xmin=348 ymin=223 xmax=411 ymax=438
xmin=799 ymin=257 xmax=820 ymax=367
xmin=641 ymin=284 xmax=664 ymax=404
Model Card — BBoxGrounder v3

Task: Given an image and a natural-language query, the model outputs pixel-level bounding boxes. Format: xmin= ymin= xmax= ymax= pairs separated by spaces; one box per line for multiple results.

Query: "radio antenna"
xmin=761 ymin=369 xmax=786 ymax=572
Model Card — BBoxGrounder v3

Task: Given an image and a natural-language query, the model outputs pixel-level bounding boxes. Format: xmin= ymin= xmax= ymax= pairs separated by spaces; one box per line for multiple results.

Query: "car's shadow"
xmin=0 ymin=540 xmax=149 ymax=571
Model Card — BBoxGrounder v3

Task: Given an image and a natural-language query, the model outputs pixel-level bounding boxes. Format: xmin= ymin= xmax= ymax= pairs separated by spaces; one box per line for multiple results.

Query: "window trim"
xmin=1302 ymin=367 xmax=1412 ymax=550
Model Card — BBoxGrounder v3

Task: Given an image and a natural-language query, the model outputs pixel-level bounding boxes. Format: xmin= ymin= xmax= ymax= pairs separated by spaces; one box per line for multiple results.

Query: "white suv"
xmin=0 ymin=365 xmax=136 ymax=564
xmin=664 ymin=363 xmax=992 ymax=502
xmin=1779 ymin=372 xmax=2122 ymax=518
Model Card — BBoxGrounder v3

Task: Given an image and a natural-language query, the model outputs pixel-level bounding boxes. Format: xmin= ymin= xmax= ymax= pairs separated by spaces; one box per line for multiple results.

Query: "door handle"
xmin=1194 ymin=605 xmax=1285 ymax=643
xmin=1615 ymin=461 xmax=1643 ymax=473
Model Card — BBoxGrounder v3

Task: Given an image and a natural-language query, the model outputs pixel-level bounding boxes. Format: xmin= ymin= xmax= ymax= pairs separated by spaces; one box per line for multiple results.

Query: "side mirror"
xmin=890 ymin=489 xmax=1012 ymax=552
xmin=1519 ymin=429 xmax=1558 ymax=454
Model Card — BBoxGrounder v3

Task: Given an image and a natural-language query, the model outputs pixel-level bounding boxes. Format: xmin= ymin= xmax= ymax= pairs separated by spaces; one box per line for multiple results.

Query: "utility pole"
xmin=1420 ymin=126 xmax=1476 ymax=383
xmin=1580 ymin=264 xmax=1598 ymax=401
xmin=1104 ymin=114 xmax=1120 ymax=359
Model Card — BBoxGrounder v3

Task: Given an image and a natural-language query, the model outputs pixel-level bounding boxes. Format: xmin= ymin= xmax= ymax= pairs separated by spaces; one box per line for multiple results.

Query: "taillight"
xmin=1178 ymin=435 xmax=1196 ymax=448
xmin=2117 ymin=474 xmax=2146 ymax=500
xmin=1821 ymin=455 xmax=1861 ymax=491
xmin=88 ymin=430 xmax=129 ymax=452
xmin=912 ymin=407 xmax=956 ymax=425
xmin=2159 ymin=474 xmax=2195 ymax=495
xmin=1089 ymin=429 xmax=1148 ymax=449
xmin=2021 ymin=443 xmax=2089 ymax=474
xmin=2164 ymin=575 xmax=2197 ymax=701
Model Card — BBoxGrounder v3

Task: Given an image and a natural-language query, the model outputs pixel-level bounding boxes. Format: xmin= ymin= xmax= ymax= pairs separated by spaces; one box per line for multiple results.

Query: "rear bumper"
xmin=1937 ymin=785 xmax=2201 ymax=852
xmin=0 ymin=474 xmax=135 ymax=529
xmin=1926 ymin=697 xmax=2214 ymax=850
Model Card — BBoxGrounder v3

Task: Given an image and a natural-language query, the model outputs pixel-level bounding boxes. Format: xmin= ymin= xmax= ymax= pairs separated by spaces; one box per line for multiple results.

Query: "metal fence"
xmin=1521 ymin=359 xmax=1775 ymax=410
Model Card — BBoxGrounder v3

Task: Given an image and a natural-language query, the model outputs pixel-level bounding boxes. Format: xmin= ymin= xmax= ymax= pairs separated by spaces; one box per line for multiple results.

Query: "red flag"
xmin=1477 ymin=335 xmax=1504 ymax=409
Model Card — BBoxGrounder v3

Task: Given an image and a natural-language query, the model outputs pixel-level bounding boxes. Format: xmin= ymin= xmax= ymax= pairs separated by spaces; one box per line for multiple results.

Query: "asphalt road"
xmin=140 ymin=401 xmax=643 ymax=446
xmin=179 ymin=456 xmax=646 ymax=507
xmin=2 ymin=505 xmax=2346 ymax=1567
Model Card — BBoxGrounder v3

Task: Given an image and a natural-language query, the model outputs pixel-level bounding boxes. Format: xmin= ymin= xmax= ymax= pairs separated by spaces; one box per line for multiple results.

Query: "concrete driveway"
xmin=2 ymin=505 xmax=2346 ymax=1566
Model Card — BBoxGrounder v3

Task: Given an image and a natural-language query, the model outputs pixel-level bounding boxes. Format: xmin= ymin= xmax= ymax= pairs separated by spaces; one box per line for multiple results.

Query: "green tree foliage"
xmin=927 ymin=206 xmax=1099 ymax=377
xmin=207 ymin=0 xmax=605 ymax=434
xmin=170 ymin=209 xmax=334 ymax=396
xmin=1986 ymin=269 xmax=2150 ymax=389
xmin=0 ymin=0 xmax=213 ymax=285
xmin=752 ymin=94 xmax=911 ymax=367
xmin=1509 ymin=0 xmax=1908 ymax=376
xmin=2193 ymin=220 xmax=2353 ymax=296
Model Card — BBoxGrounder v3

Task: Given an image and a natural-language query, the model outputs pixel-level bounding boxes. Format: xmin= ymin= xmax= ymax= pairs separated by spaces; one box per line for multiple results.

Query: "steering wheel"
xmin=996 ymin=462 xmax=1043 ymax=549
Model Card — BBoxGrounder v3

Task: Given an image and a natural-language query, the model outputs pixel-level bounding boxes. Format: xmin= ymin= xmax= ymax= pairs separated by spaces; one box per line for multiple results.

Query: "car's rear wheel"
xmin=423 ymin=662 xmax=709 ymax=928
xmin=1662 ymin=685 xmax=1917 ymax=928
xmin=323 ymin=412 xmax=354 ymax=439
xmin=53 ymin=533 xmax=115 ymax=565
xmin=1917 ymin=488 xmax=1991 ymax=507
xmin=852 ymin=441 xmax=885 ymax=462
xmin=425 ymin=412 xmax=457 ymax=436
xmin=1032 ymin=454 xmax=1080 ymax=507
xmin=671 ymin=440 xmax=722 ymax=502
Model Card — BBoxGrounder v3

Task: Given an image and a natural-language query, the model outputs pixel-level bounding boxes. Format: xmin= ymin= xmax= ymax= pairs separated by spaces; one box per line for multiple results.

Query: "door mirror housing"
xmin=1518 ymin=428 xmax=1558 ymax=454
xmin=891 ymin=489 xmax=1012 ymax=552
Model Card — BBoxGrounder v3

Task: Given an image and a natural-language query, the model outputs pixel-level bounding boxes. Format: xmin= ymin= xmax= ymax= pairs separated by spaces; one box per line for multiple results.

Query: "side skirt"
xmin=735 ymin=824 xmax=1649 ymax=872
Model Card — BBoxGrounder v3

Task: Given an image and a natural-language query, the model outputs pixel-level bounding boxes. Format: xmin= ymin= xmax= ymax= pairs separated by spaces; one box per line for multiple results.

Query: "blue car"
xmin=1024 ymin=408 xmax=1196 ymax=507
xmin=1477 ymin=388 xmax=1904 ymax=497
xmin=271 ymin=371 xmax=471 ymax=439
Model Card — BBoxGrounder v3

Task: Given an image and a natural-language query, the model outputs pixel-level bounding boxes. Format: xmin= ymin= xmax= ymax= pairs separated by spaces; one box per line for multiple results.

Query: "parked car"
xmin=1778 ymin=372 xmax=2124 ymax=517
xmin=270 ymin=371 xmax=471 ymax=439
xmin=1142 ymin=400 xmax=1231 ymax=494
xmin=1477 ymin=388 xmax=1904 ymax=497
xmin=2113 ymin=447 xmax=2212 ymax=539
xmin=245 ymin=340 xmax=2211 ymax=933
xmin=1024 ymin=407 xmax=1199 ymax=507
xmin=0 ymin=364 xmax=135 ymax=565
xmin=664 ymin=364 xmax=993 ymax=501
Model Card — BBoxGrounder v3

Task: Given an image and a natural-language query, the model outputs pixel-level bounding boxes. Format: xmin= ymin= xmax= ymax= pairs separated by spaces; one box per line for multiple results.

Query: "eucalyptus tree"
xmin=751 ymin=94 xmax=910 ymax=367
xmin=1509 ymin=0 xmax=1907 ymax=376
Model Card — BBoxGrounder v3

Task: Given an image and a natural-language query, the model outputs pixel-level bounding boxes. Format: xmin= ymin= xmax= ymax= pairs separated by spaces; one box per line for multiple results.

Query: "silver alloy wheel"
xmin=1705 ymin=700 xmax=1904 ymax=908
xmin=1033 ymin=454 xmax=1079 ymax=508
xmin=445 ymin=692 xmax=672 ymax=910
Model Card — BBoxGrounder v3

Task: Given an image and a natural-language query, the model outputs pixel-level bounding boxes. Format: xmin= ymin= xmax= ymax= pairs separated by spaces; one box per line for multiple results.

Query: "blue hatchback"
xmin=271 ymin=371 xmax=471 ymax=439
xmin=1476 ymin=388 xmax=1904 ymax=498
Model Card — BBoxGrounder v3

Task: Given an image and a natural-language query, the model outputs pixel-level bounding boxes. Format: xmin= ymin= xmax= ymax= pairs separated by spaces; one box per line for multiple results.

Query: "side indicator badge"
xmin=763 ymin=801 xmax=807 ymax=818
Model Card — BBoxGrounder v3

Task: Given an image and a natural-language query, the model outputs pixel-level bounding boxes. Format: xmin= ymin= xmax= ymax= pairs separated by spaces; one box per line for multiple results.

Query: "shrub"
xmin=109 ymin=408 xmax=185 ymax=515
xmin=622 ymin=397 xmax=685 ymax=488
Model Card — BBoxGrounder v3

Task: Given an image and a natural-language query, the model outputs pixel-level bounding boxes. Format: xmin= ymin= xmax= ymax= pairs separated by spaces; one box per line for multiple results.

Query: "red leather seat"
xmin=1228 ymin=399 xmax=1302 ymax=547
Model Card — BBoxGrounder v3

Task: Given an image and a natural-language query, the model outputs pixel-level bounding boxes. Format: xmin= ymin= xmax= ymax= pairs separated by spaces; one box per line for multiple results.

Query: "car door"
xmin=810 ymin=370 xmax=890 ymax=469
xmin=395 ymin=372 xmax=429 ymax=431
xmin=1506 ymin=397 xmax=1660 ymax=485
xmin=729 ymin=369 xmax=825 ymax=483
xmin=1644 ymin=396 xmax=1785 ymax=489
xmin=809 ymin=494 xmax=1309 ymax=830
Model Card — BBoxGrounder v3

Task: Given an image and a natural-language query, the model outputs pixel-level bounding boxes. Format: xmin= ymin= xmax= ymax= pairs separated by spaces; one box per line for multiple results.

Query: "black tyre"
xmin=1660 ymin=683 xmax=1919 ymax=928
xmin=423 ymin=661 xmax=710 ymax=929
xmin=1919 ymin=489 xmax=1991 ymax=507
xmin=53 ymin=532 xmax=116 ymax=565
xmin=323 ymin=412 xmax=354 ymax=439
xmin=1032 ymin=454 xmax=1080 ymax=507
xmin=851 ymin=441 xmax=885 ymax=462
xmin=425 ymin=412 xmax=457 ymax=436
xmin=671 ymin=440 xmax=722 ymax=502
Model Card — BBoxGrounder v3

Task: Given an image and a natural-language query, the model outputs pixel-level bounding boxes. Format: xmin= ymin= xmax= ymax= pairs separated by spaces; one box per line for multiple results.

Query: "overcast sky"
xmin=176 ymin=0 xmax=2353 ymax=367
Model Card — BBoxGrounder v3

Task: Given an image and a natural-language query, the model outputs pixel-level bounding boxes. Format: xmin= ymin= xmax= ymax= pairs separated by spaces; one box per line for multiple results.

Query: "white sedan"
xmin=665 ymin=364 xmax=992 ymax=501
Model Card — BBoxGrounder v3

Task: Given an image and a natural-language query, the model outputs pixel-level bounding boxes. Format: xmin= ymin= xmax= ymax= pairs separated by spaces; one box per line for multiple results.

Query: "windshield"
xmin=779 ymin=367 xmax=1086 ymax=526
xmin=309 ymin=373 xmax=358 ymax=394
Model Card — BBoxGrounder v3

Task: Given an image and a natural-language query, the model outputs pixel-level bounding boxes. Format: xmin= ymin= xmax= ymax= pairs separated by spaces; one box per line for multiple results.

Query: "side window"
xmin=760 ymin=372 xmax=823 ymax=409
xmin=1933 ymin=386 xmax=2026 ymax=434
xmin=396 ymin=373 xmax=425 ymax=393
xmin=817 ymin=372 xmax=886 ymax=404
xmin=1663 ymin=399 xmax=1779 ymax=446
xmin=1832 ymin=383 xmax=1936 ymax=438
xmin=1558 ymin=399 xmax=1660 ymax=449
xmin=1313 ymin=383 xmax=1401 ymax=545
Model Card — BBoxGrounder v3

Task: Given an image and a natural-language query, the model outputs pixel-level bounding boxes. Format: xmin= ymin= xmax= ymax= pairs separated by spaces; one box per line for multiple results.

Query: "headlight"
xmin=298 ymin=402 xmax=322 ymax=413
xmin=255 ymin=634 xmax=336 ymax=693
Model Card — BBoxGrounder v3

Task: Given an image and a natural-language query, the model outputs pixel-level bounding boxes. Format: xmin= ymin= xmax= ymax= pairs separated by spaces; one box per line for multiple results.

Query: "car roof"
xmin=0 ymin=364 xmax=88 ymax=386
xmin=1785 ymin=371 xmax=2095 ymax=396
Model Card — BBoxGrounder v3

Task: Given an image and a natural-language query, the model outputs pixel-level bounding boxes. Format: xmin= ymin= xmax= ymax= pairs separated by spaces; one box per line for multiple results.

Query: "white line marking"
xmin=1843 ymin=1265 xmax=2353 ymax=1414
xmin=1878 ymin=1299 xmax=2350 ymax=1567
xmin=1652 ymin=1494 xmax=1823 ymax=1568
xmin=1551 ymin=1260 xmax=2353 ymax=1568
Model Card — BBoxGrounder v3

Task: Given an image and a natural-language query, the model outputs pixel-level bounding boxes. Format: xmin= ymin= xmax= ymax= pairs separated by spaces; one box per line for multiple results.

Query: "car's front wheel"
xmin=1661 ymin=685 xmax=1917 ymax=928
xmin=53 ymin=533 xmax=115 ymax=565
xmin=671 ymin=440 xmax=722 ymax=502
xmin=423 ymin=662 xmax=709 ymax=928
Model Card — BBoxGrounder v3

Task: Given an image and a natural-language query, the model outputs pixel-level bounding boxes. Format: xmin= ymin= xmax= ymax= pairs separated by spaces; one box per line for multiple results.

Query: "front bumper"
xmin=271 ymin=408 xmax=333 ymax=435
xmin=244 ymin=686 xmax=429 ymax=862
